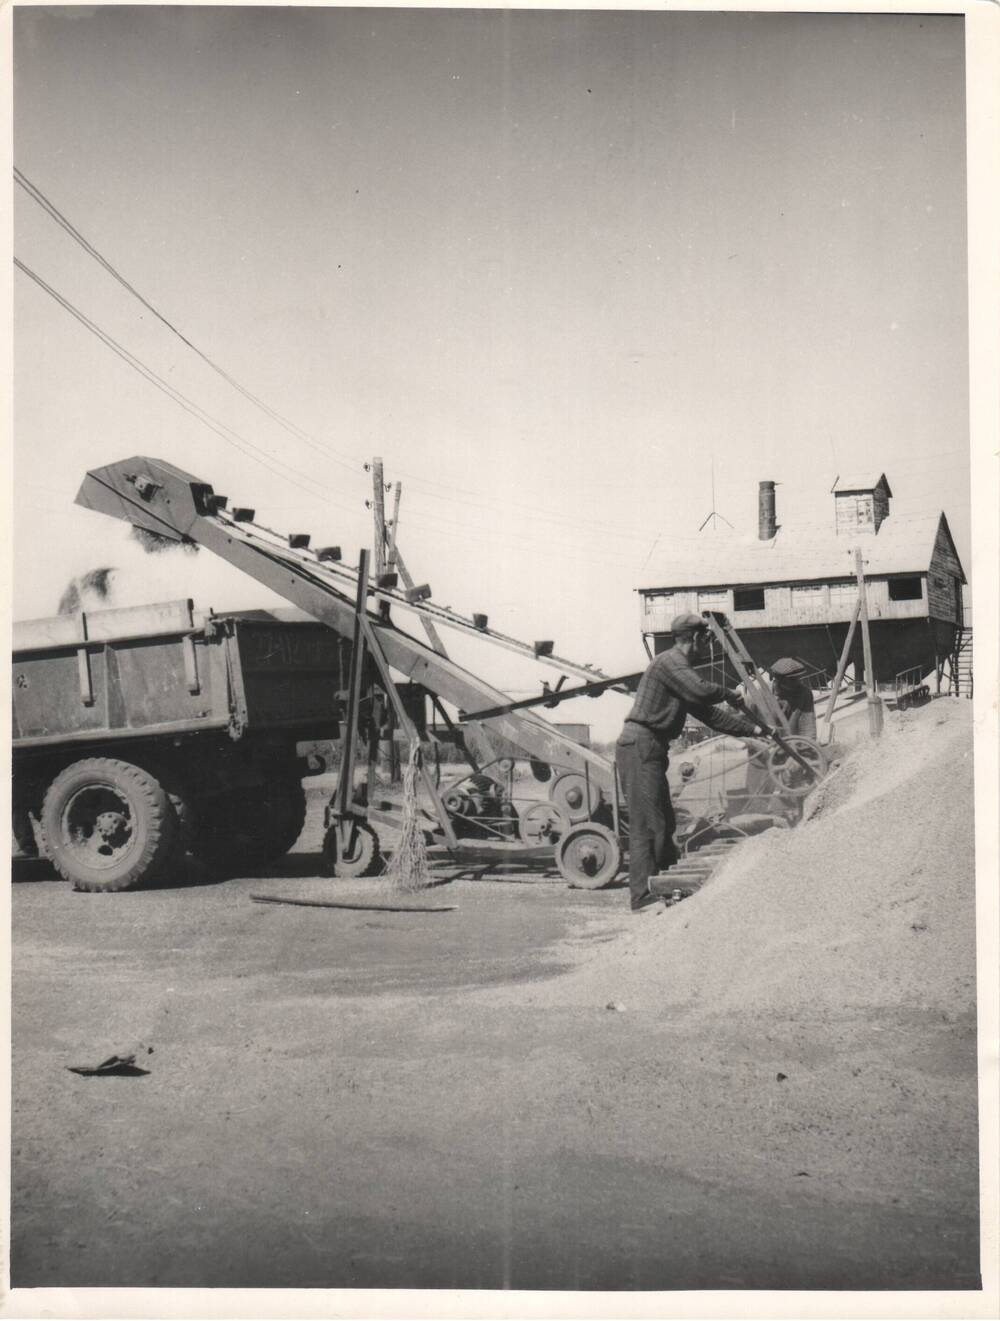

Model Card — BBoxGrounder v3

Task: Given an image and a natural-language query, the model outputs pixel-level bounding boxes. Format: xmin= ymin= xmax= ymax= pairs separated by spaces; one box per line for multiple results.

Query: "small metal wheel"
xmin=549 ymin=771 xmax=603 ymax=824
xmin=764 ymin=737 xmax=828 ymax=796
xmin=517 ymin=802 xmax=570 ymax=846
xmin=322 ymin=820 xmax=382 ymax=878
xmin=556 ymin=822 xmax=622 ymax=889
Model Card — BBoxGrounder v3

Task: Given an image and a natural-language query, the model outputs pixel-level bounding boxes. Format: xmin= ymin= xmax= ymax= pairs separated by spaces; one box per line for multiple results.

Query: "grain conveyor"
xmin=76 ymin=455 xmax=827 ymax=886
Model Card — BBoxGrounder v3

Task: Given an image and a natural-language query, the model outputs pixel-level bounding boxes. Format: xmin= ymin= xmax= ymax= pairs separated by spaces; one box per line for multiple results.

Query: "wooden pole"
xmin=384 ymin=480 xmax=403 ymax=783
xmin=822 ymin=597 xmax=862 ymax=740
xmin=386 ymin=480 xmax=402 ymax=574
xmin=334 ymin=549 xmax=370 ymax=823
xmin=360 ymin=612 xmax=459 ymax=849
xmin=372 ymin=457 xmax=386 ymax=577
xmin=854 ymin=547 xmax=884 ymax=737
xmin=394 ymin=545 xmax=448 ymax=657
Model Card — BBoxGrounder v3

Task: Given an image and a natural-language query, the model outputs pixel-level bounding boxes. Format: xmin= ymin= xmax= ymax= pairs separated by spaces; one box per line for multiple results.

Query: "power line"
xmin=14 ymin=167 xmax=717 ymax=545
xmin=16 ymin=169 xmax=969 ymax=551
xmin=14 ymin=255 xmax=362 ymax=515
xmin=14 ymin=261 xmax=648 ymax=569
xmin=14 ymin=165 xmax=363 ymax=476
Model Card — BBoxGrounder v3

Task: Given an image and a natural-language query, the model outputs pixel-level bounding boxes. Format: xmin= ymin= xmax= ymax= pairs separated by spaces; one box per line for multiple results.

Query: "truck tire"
xmin=254 ymin=777 xmax=308 ymax=858
xmin=192 ymin=777 xmax=307 ymax=873
xmin=40 ymin=757 xmax=178 ymax=892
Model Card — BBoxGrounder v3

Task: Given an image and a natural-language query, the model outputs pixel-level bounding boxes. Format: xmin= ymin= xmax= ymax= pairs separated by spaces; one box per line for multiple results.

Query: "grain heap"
xmin=546 ymin=699 xmax=976 ymax=1018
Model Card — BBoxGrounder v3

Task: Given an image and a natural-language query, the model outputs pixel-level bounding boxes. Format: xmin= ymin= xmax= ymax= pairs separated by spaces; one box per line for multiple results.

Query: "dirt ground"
xmin=10 ymin=701 xmax=982 ymax=1292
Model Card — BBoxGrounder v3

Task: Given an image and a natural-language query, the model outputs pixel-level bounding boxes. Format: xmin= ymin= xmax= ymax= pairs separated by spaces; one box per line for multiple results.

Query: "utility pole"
xmin=854 ymin=547 xmax=884 ymax=738
xmin=823 ymin=597 xmax=862 ymax=740
xmin=386 ymin=480 xmax=401 ymax=575
xmin=371 ymin=457 xmax=387 ymax=577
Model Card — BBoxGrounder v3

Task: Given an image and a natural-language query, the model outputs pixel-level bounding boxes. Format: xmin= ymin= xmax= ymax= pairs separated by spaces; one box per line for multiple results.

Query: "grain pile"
xmin=539 ymin=698 xmax=976 ymax=1018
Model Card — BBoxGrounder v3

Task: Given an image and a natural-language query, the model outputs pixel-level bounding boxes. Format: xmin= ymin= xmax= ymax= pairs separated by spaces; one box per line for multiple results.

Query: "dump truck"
xmin=12 ymin=598 xmax=344 ymax=891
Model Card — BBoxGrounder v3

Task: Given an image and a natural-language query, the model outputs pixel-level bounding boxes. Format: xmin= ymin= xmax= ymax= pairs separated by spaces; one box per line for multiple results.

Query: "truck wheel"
xmin=40 ymin=758 xmax=178 ymax=892
xmin=253 ymin=777 xmax=307 ymax=858
xmin=192 ymin=778 xmax=307 ymax=873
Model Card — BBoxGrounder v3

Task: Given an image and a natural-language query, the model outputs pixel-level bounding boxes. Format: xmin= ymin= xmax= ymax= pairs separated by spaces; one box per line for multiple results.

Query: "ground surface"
xmin=10 ymin=701 xmax=981 ymax=1291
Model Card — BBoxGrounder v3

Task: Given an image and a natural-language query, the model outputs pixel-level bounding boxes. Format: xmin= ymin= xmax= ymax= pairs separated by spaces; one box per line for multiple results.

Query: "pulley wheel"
xmin=764 ymin=737 xmax=828 ymax=796
xmin=556 ymin=822 xmax=622 ymax=889
xmin=443 ymin=788 xmax=472 ymax=816
xmin=549 ymin=771 xmax=603 ymax=824
xmin=517 ymin=802 xmax=570 ymax=847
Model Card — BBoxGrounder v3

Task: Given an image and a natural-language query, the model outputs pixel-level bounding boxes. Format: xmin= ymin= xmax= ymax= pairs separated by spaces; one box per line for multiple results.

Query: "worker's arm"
xmin=659 ymin=652 xmax=734 ymax=707
xmin=688 ymin=700 xmax=760 ymax=739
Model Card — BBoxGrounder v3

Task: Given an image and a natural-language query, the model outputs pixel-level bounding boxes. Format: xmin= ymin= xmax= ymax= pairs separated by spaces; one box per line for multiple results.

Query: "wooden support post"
xmin=823 ymin=597 xmax=862 ymax=740
xmin=334 ymin=550 xmax=371 ymax=823
xmin=360 ymin=613 xmax=459 ymax=849
xmin=372 ymin=457 xmax=387 ymax=577
xmin=855 ymin=547 xmax=884 ymax=738
xmin=386 ymin=480 xmax=402 ymax=574
xmin=394 ymin=544 xmax=448 ymax=658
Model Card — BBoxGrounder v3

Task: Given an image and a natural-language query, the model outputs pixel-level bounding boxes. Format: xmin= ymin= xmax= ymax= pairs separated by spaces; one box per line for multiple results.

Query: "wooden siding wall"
xmin=834 ymin=483 xmax=890 ymax=535
xmin=641 ymin=576 xmax=929 ymax=633
xmin=835 ymin=493 xmax=874 ymax=534
xmin=927 ymin=525 xmax=964 ymax=623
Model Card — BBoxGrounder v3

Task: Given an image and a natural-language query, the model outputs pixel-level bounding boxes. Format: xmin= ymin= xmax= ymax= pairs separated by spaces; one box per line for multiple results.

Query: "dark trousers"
xmin=615 ymin=724 xmax=678 ymax=905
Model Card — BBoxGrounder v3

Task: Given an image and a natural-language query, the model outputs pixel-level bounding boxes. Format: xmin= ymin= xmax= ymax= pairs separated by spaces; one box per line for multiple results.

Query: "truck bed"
xmin=13 ymin=599 xmax=344 ymax=751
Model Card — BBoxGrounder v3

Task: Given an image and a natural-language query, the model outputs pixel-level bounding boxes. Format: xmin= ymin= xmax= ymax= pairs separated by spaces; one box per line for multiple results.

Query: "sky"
xmin=11 ymin=7 xmax=972 ymax=736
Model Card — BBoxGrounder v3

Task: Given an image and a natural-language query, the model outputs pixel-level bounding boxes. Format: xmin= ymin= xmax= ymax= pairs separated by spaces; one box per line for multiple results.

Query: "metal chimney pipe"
xmin=758 ymin=481 xmax=776 ymax=540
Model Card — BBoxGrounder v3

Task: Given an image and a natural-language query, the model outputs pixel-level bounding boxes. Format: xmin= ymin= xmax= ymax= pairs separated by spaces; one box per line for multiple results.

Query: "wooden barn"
xmin=638 ymin=475 xmax=969 ymax=689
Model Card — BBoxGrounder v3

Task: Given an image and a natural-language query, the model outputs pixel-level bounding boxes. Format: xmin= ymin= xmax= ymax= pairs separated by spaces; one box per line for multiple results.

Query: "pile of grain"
xmin=539 ymin=700 xmax=976 ymax=1018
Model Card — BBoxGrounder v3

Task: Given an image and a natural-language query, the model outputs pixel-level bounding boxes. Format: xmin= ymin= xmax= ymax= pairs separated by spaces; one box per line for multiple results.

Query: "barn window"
xmin=697 ymin=590 xmax=729 ymax=611
xmin=888 ymin=577 xmax=922 ymax=602
xmin=733 ymin=587 xmax=765 ymax=611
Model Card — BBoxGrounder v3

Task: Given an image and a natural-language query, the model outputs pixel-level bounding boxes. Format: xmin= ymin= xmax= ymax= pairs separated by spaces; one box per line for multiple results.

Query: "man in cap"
xmin=769 ymin=657 xmax=817 ymax=741
xmin=616 ymin=612 xmax=760 ymax=913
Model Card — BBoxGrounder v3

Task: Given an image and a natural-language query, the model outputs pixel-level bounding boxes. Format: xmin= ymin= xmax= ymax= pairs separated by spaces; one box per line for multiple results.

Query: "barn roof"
xmin=639 ymin=511 xmax=964 ymax=591
xmin=833 ymin=472 xmax=893 ymax=496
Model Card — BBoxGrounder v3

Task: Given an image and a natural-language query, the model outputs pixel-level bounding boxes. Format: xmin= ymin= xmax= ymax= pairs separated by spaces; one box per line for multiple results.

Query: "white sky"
xmin=12 ymin=7 xmax=972 ymax=737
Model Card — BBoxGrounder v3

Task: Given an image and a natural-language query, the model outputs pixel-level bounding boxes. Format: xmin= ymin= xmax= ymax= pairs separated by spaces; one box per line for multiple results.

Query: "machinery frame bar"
xmin=75 ymin=456 xmax=614 ymax=790
xmin=460 ymin=671 xmax=643 ymax=722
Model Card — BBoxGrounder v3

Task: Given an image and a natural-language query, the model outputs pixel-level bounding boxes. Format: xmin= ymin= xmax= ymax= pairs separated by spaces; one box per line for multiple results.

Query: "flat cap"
xmin=770 ymin=656 xmax=808 ymax=677
xmin=670 ymin=611 xmax=707 ymax=635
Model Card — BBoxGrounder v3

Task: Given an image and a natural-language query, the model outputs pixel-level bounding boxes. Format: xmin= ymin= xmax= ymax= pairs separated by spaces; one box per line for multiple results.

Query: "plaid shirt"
xmin=623 ymin=648 xmax=757 ymax=743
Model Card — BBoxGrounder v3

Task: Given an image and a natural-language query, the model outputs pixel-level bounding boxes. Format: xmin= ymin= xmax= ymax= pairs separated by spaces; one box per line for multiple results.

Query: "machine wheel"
xmin=518 ymin=802 xmax=570 ymax=846
xmin=322 ymin=820 xmax=382 ymax=878
xmin=191 ymin=778 xmax=307 ymax=872
xmin=764 ymin=738 xmax=828 ymax=796
xmin=40 ymin=757 xmax=178 ymax=892
xmin=556 ymin=822 xmax=622 ymax=889
xmin=549 ymin=771 xmax=603 ymax=824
